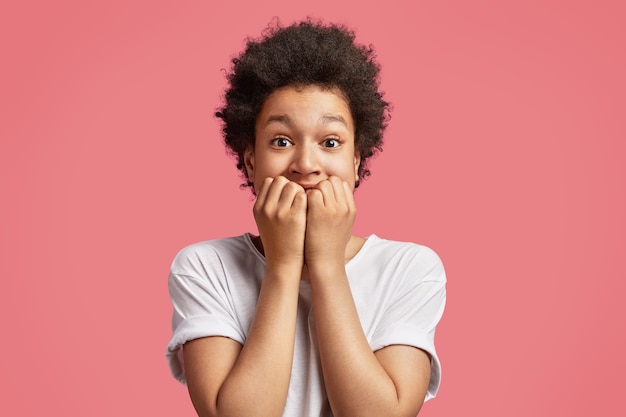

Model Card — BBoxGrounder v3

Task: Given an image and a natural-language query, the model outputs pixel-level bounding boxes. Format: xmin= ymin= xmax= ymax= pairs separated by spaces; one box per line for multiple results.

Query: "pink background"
xmin=1 ymin=1 xmax=624 ymax=415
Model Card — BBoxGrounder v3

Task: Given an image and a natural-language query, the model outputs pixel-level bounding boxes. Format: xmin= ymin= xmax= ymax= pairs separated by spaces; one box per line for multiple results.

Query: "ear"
xmin=353 ymin=151 xmax=361 ymax=183
xmin=244 ymin=146 xmax=255 ymax=183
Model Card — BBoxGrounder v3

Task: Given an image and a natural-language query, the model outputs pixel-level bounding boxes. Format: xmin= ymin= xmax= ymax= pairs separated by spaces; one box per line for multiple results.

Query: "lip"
xmin=297 ymin=183 xmax=317 ymax=190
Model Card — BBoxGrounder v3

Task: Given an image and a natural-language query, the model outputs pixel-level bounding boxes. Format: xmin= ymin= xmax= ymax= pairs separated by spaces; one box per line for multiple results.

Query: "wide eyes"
xmin=271 ymin=136 xmax=341 ymax=148
xmin=322 ymin=138 xmax=340 ymax=148
xmin=271 ymin=137 xmax=293 ymax=147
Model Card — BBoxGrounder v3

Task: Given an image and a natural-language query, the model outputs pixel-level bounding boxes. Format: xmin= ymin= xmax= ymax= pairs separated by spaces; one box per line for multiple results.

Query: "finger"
xmin=254 ymin=177 xmax=274 ymax=209
xmin=328 ymin=176 xmax=347 ymax=206
xmin=314 ymin=179 xmax=335 ymax=206
xmin=306 ymin=188 xmax=324 ymax=209
xmin=291 ymin=189 xmax=307 ymax=211
xmin=264 ymin=176 xmax=290 ymax=206
xmin=342 ymin=180 xmax=356 ymax=212
xmin=278 ymin=181 xmax=305 ymax=209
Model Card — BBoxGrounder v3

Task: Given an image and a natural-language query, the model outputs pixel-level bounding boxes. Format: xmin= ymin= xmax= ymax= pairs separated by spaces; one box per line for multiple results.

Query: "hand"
xmin=253 ymin=176 xmax=307 ymax=271
xmin=304 ymin=176 xmax=356 ymax=268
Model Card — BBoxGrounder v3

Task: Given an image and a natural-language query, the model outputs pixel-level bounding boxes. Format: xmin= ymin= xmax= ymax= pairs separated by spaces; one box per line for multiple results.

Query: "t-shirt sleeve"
xmin=165 ymin=245 xmax=246 ymax=384
xmin=369 ymin=245 xmax=447 ymax=401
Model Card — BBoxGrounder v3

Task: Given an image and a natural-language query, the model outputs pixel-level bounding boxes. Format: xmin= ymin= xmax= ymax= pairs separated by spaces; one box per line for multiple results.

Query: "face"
xmin=244 ymin=85 xmax=360 ymax=193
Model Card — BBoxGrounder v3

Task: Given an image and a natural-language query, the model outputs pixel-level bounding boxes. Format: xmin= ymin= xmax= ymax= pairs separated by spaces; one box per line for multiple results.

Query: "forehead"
xmin=256 ymin=85 xmax=354 ymax=131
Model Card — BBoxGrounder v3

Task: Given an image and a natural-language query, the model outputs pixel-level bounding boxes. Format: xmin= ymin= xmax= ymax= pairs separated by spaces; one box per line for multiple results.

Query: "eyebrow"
xmin=320 ymin=114 xmax=349 ymax=128
xmin=262 ymin=114 xmax=349 ymax=128
xmin=264 ymin=115 xmax=292 ymax=127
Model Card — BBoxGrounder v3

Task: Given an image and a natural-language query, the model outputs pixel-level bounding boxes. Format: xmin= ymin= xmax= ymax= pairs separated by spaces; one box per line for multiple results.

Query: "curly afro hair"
xmin=215 ymin=19 xmax=390 ymax=189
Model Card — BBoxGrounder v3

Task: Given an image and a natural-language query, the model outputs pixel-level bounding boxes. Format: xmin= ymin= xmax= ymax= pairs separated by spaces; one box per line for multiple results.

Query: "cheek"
xmin=255 ymin=154 xmax=286 ymax=176
xmin=338 ymin=157 xmax=359 ymax=181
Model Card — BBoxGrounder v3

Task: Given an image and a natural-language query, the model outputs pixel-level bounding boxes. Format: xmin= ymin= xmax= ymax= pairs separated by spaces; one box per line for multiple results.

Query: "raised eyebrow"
xmin=320 ymin=114 xmax=349 ymax=128
xmin=263 ymin=114 xmax=292 ymax=127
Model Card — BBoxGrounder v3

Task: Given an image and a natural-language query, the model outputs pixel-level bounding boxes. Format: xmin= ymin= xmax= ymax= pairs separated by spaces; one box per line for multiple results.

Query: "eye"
xmin=271 ymin=136 xmax=292 ymax=147
xmin=322 ymin=138 xmax=340 ymax=148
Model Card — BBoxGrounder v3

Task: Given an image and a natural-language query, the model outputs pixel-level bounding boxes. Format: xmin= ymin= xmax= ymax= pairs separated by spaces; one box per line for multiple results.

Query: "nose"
xmin=289 ymin=143 xmax=321 ymax=176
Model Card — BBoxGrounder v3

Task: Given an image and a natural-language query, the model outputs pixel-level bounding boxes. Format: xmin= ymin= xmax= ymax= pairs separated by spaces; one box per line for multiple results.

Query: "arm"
xmin=308 ymin=265 xmax=431 ymax=417
xmin=305 ymin=177 xmax=432 ymax=417
xmin=184 ymin=177 xmax=307 ymax=417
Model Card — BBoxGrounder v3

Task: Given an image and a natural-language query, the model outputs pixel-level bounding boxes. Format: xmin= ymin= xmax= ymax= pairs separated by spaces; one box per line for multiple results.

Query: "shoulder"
xmin=359 ymin=235 xmax=446 ymax=283
xmin=170 ymin=234 xmax=256 ymax=277
xmin=363 ymin=235 xmax=444 ymax=267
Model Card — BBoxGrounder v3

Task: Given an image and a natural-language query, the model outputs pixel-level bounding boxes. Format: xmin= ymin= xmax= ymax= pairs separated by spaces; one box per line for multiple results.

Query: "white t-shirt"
xmin=166 ymin=233 xmax=446 ymax=416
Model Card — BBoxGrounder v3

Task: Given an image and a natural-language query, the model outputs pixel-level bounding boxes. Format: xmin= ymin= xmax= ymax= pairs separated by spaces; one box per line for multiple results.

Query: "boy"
xmin=166 ymin=20 xmax=446 ymax=417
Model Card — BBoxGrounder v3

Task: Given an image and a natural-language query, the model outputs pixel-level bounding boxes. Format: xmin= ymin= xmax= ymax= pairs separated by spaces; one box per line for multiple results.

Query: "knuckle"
xmin=284 ymin=181 xmax=300 ymax=192
xmin=275 ymin=176 xmax=289 ymax=185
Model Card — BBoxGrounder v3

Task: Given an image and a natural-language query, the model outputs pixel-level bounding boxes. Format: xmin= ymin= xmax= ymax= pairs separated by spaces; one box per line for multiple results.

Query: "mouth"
xmin=297 ymin=183 xmax=317 ymax=190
